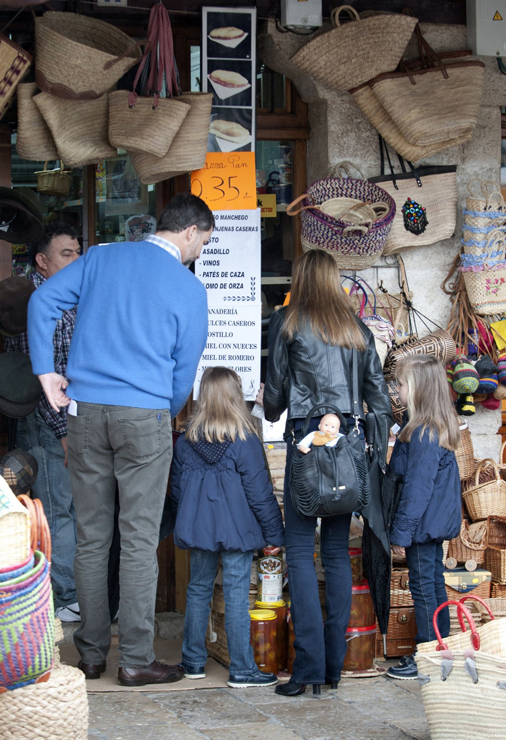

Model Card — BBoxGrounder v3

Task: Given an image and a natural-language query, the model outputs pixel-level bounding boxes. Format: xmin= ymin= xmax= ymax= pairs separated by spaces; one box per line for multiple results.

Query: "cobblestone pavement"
xmin=87 ymin=673 xmax=430 ymax=740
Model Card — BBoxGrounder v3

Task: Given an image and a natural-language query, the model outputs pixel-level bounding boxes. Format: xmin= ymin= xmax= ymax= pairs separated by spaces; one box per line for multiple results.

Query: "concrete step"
xmin=59 ymin=611 xmax=184 ymax=646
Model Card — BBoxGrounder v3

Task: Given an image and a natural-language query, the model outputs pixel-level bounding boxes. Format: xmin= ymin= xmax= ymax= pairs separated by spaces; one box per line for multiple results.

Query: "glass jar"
xmin=349 ymin=548 xmax=363 ymax=585
xmin=258 ymin=553 xmax=283 ymax=603
xmin=348 ymin=580 xmax=375 ymax=628
xmin=342 ymin=624 xmax=376 ymax=672
xmin=255 ymin=599 xmax=287 ymax=672
xmin=287 ymin=603 xmax=295 ymax=675
xmin=250 ymin=609 xmax=278 ymax=674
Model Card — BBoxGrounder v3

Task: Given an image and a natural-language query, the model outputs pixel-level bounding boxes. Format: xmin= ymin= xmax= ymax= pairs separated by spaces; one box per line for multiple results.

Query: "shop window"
xmin=95 ymin=152 xmax=157 ymax=244
xmin=10 ymin=136 xmax=84 ymax=274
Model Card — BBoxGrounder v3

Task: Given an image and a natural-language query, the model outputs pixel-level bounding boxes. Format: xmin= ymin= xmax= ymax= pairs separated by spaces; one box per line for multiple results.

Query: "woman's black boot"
xmin=325 ymin=677 xmax=339 ymax=689
xmin=275 ymin=681 xmax=306 ymax=696
xmin=312 ymin=684 xmax=321 ymax=696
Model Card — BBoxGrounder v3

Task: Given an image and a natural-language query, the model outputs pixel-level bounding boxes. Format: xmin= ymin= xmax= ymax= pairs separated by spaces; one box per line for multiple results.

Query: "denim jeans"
xmin=68 ymin=403 xmax=172 ymax=667
xmin=284 ymin=438 xmax=352 ymax=685
xmin=16 ymin=408 xmax=77 ymax=609
xmin=405 ymin=541 xmax=450 ymax=645
xmin=183 ymin=549 xmax=258 ymax=676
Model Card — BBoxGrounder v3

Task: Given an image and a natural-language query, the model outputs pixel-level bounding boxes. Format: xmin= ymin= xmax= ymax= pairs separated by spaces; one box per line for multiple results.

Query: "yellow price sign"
xmin=191 ymin=152 xmax=257 ymax=210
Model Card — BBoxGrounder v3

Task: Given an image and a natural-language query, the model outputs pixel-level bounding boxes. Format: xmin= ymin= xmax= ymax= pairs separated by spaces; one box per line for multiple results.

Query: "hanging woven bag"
xmin=108 ymin=4 xmax=190 ymax=157
xmin=16 ymin=82 xmax=58 ymax=161
xmin=460 ymin=229 xmax=506 ymax=316
xmin=290 ymin=6 xmax=418 ymax=92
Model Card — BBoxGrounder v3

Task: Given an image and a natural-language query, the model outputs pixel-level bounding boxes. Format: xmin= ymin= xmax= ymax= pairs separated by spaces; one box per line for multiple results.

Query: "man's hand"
xmin=60 ymin=436 xmax=69 ymax=468
xmin=38 ymin=372 xmax=71 ymax=412
xmin=391 ymin=545 xmax=406 ymax=558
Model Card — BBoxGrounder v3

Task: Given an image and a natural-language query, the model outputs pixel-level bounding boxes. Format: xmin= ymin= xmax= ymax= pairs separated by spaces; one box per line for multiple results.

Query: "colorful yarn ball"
xmin=456 ymin=394 xmax=475 ymax=416
xmin=498 ymin=352 xmax=506 ymax=386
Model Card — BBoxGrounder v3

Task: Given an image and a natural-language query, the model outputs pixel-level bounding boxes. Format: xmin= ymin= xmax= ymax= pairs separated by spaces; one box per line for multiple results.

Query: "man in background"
xmin=28 ymin=194 xmax=213 ymax=687
xmin=4 ymin=222 xmax=81 ymax=622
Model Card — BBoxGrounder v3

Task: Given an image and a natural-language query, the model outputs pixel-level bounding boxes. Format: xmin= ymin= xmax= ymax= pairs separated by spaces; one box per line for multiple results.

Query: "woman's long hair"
xmin=282 ymin=250 xmax=366 ymax=350
xmin=397 ymin=355 xmax=460 ymax=451
xmin=186 ymin=366 xmax=258 ymax=443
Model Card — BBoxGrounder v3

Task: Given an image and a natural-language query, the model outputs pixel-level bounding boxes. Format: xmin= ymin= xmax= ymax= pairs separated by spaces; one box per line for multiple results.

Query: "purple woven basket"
xmin=300 ymin=177 xmax=396 ymax=270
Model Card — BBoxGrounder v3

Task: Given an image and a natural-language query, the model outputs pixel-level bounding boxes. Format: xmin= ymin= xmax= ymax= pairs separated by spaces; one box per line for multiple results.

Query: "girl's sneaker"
xmin=178 ymin=663 xmax=206 ymax=679
xmin=386 ymin=655 xmax=418 ymax=680
xmin=227 ymin=670 xmax=278 ymax=688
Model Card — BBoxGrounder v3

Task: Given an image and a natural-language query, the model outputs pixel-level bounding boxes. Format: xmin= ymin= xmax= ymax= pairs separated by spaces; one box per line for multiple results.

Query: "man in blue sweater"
xmin=28 ymin=193 xmax=214 ymax=687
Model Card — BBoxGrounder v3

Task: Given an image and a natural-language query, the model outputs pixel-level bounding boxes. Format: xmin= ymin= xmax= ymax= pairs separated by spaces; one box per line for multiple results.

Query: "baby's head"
xmin=319 ymin=413 xmax=340 ymax=437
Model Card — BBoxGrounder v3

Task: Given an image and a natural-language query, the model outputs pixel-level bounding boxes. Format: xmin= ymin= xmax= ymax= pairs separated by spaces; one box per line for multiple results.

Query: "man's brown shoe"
xmin=77 ymin=660 xmax=107 ymax=680
xmin=118 ymin=660 xmax=184 ymax=687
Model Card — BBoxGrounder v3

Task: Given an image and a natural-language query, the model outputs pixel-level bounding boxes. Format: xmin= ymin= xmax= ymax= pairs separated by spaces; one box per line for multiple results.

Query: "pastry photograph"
xmin=207 ymin=67 xmax=251 ymax=102
xmin=208 ymin=25 xmax=249 ymax=49
xmin=208 ymin=116 xmax=252 ymax=152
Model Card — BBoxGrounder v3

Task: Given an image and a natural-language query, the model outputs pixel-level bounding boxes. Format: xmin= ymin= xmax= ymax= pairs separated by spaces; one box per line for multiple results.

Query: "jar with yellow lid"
xmin=255 ymin=599 xmax=287 ymax=672
xmin=249 ymin=609 xmax=277 ymax=674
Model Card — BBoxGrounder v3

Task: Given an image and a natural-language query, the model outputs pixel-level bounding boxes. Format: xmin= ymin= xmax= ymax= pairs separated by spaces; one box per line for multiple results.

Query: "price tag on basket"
xmin=191 ymin=152 xmax=257 ymax=210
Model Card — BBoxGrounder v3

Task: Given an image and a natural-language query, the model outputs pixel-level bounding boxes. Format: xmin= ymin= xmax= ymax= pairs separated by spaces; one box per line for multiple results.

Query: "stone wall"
xmin=259 ymin=19 xmax=506 ymax=460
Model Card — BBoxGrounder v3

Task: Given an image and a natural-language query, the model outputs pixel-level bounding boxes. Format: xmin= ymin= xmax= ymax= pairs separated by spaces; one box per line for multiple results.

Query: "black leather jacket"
xmin=263 ymin=307 xmax=392 ymax=466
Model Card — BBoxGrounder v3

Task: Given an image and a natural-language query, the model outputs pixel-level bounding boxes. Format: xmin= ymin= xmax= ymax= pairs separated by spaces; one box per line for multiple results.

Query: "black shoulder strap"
xmin=351 ymin=350 xmax=361 ymax=422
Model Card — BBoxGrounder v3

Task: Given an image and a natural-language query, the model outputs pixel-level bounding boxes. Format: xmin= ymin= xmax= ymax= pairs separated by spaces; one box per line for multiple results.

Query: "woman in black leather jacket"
xmin=262 ymin=249 xmax=392 ymax=697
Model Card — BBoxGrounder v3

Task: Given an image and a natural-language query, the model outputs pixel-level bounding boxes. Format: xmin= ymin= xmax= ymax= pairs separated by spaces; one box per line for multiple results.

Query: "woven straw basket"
xmin=465 ymin=180 xmax=506 ymax=217
xmin=35 ymin=162 xmax=71 ymax=197
xmin=0 ymin=34 xmax=31 ymax=120
xmin=290 ymin=7 xmax=417 ymax=93
xmin=35 ymin=12 xmax=141 ymax=99
xmin=369 ymin=62 xmax=485 ymax=148
xmin=462 ymin=459 xmax=506 ymax=522
xmin=34 ymin=92 xmax=116 ymax=168
xmin=351 ymin=85 xmax=474 ymax=162
xmin=474 ymin=598 xmax=506 ymax=622
xmin=460 ymin=230 xmax=506 ymax=316
xmin=417 ymin=604 xmax=506 ymax=655
xmin=0 ymin=662 xmax=88 ymax=739
xmin=16 ymin=83 xmax=58 ymax=161
xmin=455 ymin=420 xmax=474 ymax=481
xmin=129 ymin=92 xmax=213 ymax=184
xmin=293 ymin=176 xmax=395 ymax=270
xmin=382 ymin=328 xmax=456 ymax=382
xmin=108 ymin=91 xmax=191 ymax=157
xmin=485 ymin=515 xmax=506 ymax=584
xmin=416 ymin=649 xmax=506 ymax=740
xmin=0 ymin=476 xmax=30 ymax=570
xmin=447 ymin=519 xmax=487 ymax=565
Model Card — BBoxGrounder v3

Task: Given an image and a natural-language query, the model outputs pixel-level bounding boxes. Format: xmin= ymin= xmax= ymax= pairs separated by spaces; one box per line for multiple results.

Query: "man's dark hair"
xmin=31 ymin=222 xmax=80 ymax=266
xmin=157 ymin=194 xmax=215 ymax=234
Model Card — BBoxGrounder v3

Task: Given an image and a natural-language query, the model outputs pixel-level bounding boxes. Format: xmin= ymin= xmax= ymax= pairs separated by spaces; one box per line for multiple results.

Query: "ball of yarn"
xmin=498 ymin=352 xmax=506 ymax=386
xmin=475 ymin=355 xmax=499 ymax=393
xmin=452 ymin=361 xmax=479 ymax=394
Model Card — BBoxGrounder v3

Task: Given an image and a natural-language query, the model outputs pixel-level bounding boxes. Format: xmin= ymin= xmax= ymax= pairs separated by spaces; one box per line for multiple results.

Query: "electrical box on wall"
xmin=280 ymin=0 xmax=322 ymax=30
xmin=467 ymin=0 xmax=506 ymax=56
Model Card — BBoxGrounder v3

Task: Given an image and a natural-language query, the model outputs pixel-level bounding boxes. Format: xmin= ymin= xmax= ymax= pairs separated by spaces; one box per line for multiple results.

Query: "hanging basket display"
xmin=34 ymin=161 xmax=72 ymax=197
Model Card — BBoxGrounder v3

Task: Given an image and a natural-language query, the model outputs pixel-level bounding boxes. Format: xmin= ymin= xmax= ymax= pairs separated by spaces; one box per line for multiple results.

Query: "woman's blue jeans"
xmin=182 ymin=549 xmax=258 ymax=676
xmin=405 ymin=541 xmax=450 ymax=645
xmin=284 ymin=439 xmax=352 ymax=685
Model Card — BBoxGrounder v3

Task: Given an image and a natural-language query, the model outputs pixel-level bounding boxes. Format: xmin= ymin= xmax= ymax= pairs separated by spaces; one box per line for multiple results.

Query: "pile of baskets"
xmin=0 ymin=475 xmax=88 ymax=739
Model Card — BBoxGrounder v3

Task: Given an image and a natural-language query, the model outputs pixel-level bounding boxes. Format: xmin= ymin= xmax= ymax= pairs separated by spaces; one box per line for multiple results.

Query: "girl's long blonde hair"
xmin=186 ymin=366 xmax=258 ymax=443
xmin=397 ymin=355 xmax=460 ymax=451
xmin=283 ymin=250 xmax=366 ymax=350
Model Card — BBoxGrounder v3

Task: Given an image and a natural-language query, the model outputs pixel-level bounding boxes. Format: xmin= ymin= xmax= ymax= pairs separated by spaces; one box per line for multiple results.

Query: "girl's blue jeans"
xmin=405 ymin=541 xmax=450 ymax=645
xmin=182 ymin=548 xmax=258 ymax=676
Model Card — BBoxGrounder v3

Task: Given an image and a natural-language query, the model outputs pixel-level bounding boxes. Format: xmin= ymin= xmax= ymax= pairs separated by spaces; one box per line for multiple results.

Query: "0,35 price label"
xmin=191 ymin=152 xmax=257 ymax=211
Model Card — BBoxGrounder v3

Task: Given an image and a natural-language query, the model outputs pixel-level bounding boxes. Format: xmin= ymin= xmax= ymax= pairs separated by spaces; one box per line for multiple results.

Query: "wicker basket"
xmin=460 ymin=230 xmax=506 ymax=316
xmin=15 ymin=83 xmax=58 ymax=162
xmin=462 ymin=459 xmax=506 ymax=521
xmin=0 ymin=662 xmax=88 ymax=739
xmin=485 ymin=515 xmax=506 ymax=584
xmin=35 ymin=12 xmax=141 ymax=99
xmin=382 ymin=328 xmax=456 ymax=382
xmin=34 ymin=161 xmax=71 ymax=197
xmin=290 ymin=7 xmax=417 ymax=93
xmin=473 ymin=597 xmax=506 ymax=622
xmin=417 ymin=601 xmax=505 ymax=655
xmin=390 ymin=568 xmax=414 ymax=607
xmin=447 ymin=519 xmax=487 ymax=565
xmin=492 ymin=582 xmax=506 ymax=598
xmin=0 ymin=476 xmax=30 ymax=570
xmin=129 ymin=92 xmax=213 ymax=184
xmin=0 ymin=34 xmax=31 ymax=121
xmin=445 ymin=578 xmax=491 ymax=603
xmin=455 ymin=421 xmax=475 ymax=481
xmin=461 ymin=458 xmax=497 ymax=493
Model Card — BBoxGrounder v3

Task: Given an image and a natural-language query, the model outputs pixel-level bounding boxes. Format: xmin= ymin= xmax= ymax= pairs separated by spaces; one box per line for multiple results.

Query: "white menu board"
xmin=194 ymin=209 xmax=262 ymax=400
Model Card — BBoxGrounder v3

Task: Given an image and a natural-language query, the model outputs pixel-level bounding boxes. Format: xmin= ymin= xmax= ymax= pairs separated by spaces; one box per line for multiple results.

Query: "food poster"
xmin=194 ymin=209 xmax=262 ymax=401
xmin=202 ymin=7 xmax=256 ymax=153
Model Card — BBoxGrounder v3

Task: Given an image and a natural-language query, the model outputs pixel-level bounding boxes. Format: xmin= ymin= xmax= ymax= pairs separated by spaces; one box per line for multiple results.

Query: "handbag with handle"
xmin=369 ymin=136 xmax=457 ymax=255
xmin=108 ymin=4 xmax=190 ymax=157
xmin=289 ymin=352 xmax=371 ymax=518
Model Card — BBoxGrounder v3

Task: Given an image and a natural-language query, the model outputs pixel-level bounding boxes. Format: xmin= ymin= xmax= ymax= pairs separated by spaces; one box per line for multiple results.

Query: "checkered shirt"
xmin=3 ymin=271 xmax=77 ymax=440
